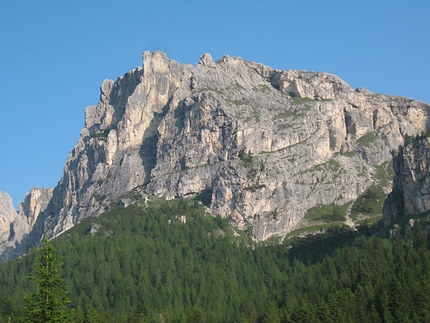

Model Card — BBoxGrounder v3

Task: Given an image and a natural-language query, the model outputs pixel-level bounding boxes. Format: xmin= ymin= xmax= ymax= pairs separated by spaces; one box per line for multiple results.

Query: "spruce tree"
xmin=22 ymin=237 xmax=70 ymax=323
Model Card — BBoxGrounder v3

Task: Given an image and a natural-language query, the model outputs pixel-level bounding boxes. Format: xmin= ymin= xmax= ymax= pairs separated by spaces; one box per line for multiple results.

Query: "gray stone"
xmin=2 ymin=51 xmax=430 ymax=261
xmin=0 ymin=188 xmax=52 ymax=261
xmin=0 ymin=192 xmax=18 ymax=243
xmin=383 ymin=137 xmax=430 ymax=225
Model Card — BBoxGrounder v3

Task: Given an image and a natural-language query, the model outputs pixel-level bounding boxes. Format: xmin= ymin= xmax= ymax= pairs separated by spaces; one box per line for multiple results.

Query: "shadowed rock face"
xmin=0 ymin=188 xmax=52 ymax=262
xmin=1 ymin=51 xmax=430 ymax=261
xmin=383 ymin=137 xmax=430 ymax=226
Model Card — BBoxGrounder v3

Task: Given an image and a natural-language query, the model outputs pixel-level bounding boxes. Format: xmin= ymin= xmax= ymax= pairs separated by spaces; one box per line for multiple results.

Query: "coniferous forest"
xmin=1 ymin=197 xmax=430 ymax=322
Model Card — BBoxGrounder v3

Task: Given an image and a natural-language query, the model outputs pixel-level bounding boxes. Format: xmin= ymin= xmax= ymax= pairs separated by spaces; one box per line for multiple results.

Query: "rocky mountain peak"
xmin=199 ymin=53 xmax=214 ymax=67
xmin=0 ymin=187 xmax=52 ymax=262
xmin=1 ymin=51 xmax=430 ymax=261
xmin=0 ymin=192 xmax=16 ymax=243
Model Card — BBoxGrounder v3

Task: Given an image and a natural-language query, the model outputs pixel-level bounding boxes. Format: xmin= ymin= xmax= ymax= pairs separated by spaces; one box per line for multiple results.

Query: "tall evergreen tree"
xmin=22 ymin=237 xmax=70 ymax=323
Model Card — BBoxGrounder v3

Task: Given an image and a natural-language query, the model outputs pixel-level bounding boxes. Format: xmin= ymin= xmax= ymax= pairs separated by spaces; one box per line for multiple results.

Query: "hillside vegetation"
xmin=1 ymin=195 xmax=430 ymax=322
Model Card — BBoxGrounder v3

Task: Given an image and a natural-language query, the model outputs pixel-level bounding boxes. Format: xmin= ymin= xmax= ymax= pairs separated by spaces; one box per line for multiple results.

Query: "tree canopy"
xmin=0 ymin=198 xmax=429 ymax=322
xmin=22 ymin=237 xmax=70 ymax=323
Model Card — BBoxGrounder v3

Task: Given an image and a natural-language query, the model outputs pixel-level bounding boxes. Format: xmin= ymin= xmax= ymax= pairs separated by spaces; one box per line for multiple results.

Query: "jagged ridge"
xmin=1 ymin=50 xmax=430 ymax=261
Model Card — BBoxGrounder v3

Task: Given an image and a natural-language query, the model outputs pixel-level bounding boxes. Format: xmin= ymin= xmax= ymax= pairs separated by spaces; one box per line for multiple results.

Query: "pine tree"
xmin=262 ymin=301 xmax=280 ymax=323
xmin=22 ymin=237 xmax=70 ymax=323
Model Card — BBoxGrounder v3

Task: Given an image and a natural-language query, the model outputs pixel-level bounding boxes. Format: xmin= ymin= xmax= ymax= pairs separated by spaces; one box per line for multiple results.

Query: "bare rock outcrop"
xmin=0 ymin=192 xmax=17 ymax=245
xmin=383 ymin=136 xmax=430 ymax=225
xmin=1 ymin=51 xmax=430 ymax=261
xmin=0 ymin=188 xmax=52 ymax=262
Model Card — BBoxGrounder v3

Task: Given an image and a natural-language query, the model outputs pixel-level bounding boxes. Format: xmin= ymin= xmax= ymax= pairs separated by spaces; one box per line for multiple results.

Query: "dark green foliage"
xmin=305 ymin=203 xmax=349 ymax=224
xmin=262 ymin=302 xmax=280 ymax=323
xmin=22 ymin=238 xmax=70 ymax=323
xmin=280 ymin=230 xmax=430 ymax=322
xmin=1 ymin=198 xmax=430 ymax=322
xmin=287 ymin=225 xmax=357 ymax=264
xmin=238 ymin=149 xmax=263 ymax=180
xmin=351 ymin=186 xmax=384 ymax=216
xmin=238 ymin=149 xmax=253 ymax=167
xmin=193 ymin=189 xmax=212 ymax=206
xmin=321 ymin=209 xmax=346 ymax=222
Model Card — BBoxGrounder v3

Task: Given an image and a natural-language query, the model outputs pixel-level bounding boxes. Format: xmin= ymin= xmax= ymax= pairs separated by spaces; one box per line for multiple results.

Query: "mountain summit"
xmin=1 ymin=51 xmax=430 ymax=261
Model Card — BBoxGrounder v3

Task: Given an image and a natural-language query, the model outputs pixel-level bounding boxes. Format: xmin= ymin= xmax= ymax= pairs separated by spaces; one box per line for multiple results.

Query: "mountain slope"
xmin=1 ymin=193 xmax=430 ymax=322
xmin=1 ymin=51 xmax=430 ymax=261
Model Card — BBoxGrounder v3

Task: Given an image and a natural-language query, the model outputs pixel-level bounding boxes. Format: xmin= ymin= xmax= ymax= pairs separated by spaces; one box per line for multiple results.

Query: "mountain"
xmin=1 ymin=50 xmax=430 ymax=261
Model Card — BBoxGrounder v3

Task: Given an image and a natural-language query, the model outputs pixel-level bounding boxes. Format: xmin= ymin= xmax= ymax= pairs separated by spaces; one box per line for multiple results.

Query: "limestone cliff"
xmin=1 ymin=51 xmax=430 ymax=261
xmin=0 ymin=188 xmax=52 ymax=262
xmin=383 ymin=136 xmax=430 ymax=225
xmin=0 ymin=192 xmax=17 ymax=245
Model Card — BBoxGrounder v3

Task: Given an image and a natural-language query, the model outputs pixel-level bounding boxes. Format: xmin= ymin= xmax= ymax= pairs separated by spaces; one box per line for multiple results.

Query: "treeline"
xmin=0 ymin=197 xmax=429 ymax=322
xmin=277 ymin=225 xmax=430 ymax=323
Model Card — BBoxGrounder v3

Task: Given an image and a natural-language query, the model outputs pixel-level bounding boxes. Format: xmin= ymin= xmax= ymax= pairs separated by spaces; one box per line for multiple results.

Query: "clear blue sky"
xmin=1 ymin=1 xmax=429 ymax=208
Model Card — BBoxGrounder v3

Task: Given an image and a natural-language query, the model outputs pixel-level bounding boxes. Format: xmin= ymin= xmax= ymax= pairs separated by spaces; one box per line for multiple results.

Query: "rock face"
xmin=0 ymin=192 xmax=17 ymax=245
xmin=383 ymin=137 xmax=430 ymax=225
xmin=1 ymin=51 xmax=430 ymax=261
xmin=0 ymin=188 xmax=52 ymax=262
